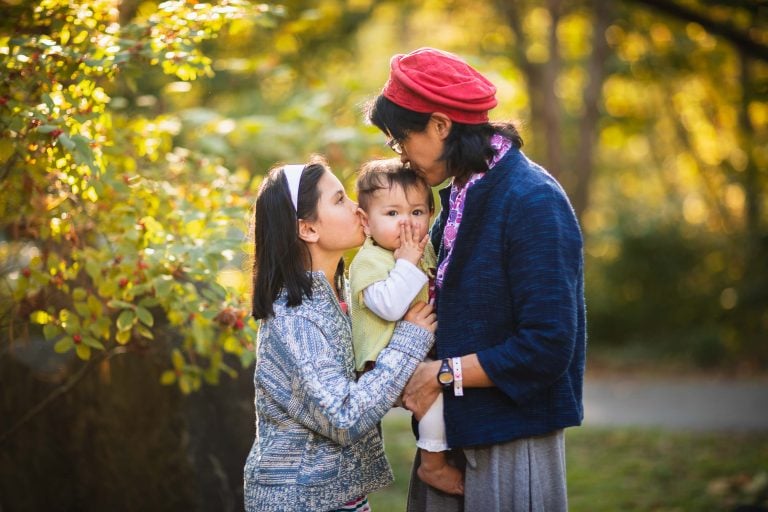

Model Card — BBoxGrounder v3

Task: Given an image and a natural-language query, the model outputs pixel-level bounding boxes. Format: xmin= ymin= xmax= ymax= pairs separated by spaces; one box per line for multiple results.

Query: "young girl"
xmin=244 ymin=157 xmax=436 ymax=512
xmin=350 ymin=158 xmax=463 ymax=496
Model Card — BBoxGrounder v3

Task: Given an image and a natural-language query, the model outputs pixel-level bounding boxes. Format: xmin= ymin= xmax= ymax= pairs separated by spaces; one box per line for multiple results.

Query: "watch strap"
xmin=452 ymin=356 xmax=464 ymax=397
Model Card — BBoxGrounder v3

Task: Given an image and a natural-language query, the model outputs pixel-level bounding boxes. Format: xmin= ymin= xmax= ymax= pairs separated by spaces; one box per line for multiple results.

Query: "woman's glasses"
xmin=384 ymin=127 xmax=405 ymax=155
xmin=386 ymin=138 xmax=404 ymax=155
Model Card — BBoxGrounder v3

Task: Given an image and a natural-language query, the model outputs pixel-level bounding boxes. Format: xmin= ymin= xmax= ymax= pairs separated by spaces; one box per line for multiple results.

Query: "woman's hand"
xmin=404 ymin=301 xmax=436 ymax=333
xmin=402 ymin=359 xmax=442 ymax=421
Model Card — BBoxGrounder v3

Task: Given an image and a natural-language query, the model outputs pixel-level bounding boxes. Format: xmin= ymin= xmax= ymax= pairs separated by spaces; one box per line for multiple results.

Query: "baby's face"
xmin=360 ymin=184 xmax=431 ymax=252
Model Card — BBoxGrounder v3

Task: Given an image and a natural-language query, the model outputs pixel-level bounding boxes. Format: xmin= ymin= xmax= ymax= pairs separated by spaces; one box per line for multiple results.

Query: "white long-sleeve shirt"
xmin=362 ymin=258 xmax=428 ymax=321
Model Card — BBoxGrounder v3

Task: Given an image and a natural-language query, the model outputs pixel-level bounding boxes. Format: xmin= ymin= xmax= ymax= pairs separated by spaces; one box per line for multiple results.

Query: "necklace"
xmin=334 ymin=282 xmax=348 ymax=314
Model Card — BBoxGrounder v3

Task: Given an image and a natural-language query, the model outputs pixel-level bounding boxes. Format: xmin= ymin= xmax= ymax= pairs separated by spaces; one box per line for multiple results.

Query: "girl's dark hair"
xmin=251 ymin=157 xmax=345 ymax=319
xmin=366 ymin=95 xmax=523 ymax=185
xmin=356 ymin=158 xmax=434 ymax=213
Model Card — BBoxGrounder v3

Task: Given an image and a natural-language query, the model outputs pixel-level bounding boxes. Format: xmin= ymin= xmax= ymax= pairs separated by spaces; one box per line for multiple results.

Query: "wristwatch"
xmin=436 ymin=358 xmax=454 ymax=387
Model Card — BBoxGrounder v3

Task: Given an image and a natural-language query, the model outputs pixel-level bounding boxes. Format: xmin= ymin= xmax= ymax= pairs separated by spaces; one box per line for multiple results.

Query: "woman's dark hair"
xmin=366 ymin=95 xmax=523 ymax=185
xmin=251 ymin=157 xmax=345 ymax=319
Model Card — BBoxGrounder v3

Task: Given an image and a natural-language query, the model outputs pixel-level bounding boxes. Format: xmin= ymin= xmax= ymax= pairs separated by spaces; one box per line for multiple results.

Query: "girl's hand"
xmin=404 ymin=301 xmax=436 ymax=333
xmin=394 ymin=221 xmax=429 ymax=266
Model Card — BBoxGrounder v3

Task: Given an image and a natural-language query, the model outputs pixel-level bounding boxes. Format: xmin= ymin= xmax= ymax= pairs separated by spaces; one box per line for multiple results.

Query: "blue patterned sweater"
xmin=431 ymin=147 xmax=586 ymax=448
xmin=244 ymin=272 xmax=433 ymax=511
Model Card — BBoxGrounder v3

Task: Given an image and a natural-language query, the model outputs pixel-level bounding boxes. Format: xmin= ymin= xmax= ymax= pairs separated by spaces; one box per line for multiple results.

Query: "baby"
xmin=350 ymin=158 xmax=464 ymax=496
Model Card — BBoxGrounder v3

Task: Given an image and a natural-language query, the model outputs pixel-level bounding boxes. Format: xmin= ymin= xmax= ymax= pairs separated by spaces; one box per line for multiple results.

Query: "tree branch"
xmin=627 ymin=0 xmax=768 ymax=62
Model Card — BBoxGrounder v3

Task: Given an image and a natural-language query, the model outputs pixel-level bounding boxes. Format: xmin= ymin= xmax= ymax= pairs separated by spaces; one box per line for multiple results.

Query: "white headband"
xmin=283 ymin=164 xmax=305 ymax=212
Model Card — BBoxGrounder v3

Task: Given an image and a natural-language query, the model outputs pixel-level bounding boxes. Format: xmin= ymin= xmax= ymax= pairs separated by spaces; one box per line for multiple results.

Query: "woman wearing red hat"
xmin=367 ymin=47 xmax=586 ymax=511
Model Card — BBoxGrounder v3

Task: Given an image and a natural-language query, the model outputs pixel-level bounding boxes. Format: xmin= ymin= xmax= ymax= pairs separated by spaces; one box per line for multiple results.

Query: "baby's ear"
xmin=357 ymin=208 xmax=371 ymax=237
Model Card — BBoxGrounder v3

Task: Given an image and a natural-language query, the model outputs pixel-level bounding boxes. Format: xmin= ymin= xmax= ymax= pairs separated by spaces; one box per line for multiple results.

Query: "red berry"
xmin=234 ymin=319 xmax=245 ymax=330
xmin=73 ymin=334 xmax=82 ymax=344
xmin=50 ymin=129 xmax=62 ymax=138
xmin=21 ymin=268 xmax=31 ymax=278
xmin=118 ymin=278 xmax=129 ymax=288
xmin=0 ymin=97 xmax=7 ymax=106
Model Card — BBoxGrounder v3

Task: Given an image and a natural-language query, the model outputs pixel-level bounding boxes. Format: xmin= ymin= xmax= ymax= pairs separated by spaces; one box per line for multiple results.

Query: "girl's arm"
xmin=362 ymin=259 xmax=427 ymax=321
xmin=259 ymin=311 xmax=434 ymax=446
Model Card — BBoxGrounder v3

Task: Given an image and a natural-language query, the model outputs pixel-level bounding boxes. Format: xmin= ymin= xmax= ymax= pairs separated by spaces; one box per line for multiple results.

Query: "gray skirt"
xmin=406 ymin=429 xmax=568 ymax=512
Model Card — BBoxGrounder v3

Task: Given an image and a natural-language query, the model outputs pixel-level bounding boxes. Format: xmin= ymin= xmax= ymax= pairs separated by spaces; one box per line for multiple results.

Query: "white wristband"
xmin=452 ymin=356 xmax=463 ymax=397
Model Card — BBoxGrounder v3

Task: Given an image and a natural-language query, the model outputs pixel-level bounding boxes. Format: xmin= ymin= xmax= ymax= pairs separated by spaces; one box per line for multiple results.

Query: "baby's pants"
xmin=416 ymin=392 xmax=449 ymax=452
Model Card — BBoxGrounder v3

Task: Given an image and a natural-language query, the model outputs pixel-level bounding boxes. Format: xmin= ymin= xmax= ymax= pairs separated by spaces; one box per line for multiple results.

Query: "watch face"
xmin=438 ymin=371 xmax=453 ymax=385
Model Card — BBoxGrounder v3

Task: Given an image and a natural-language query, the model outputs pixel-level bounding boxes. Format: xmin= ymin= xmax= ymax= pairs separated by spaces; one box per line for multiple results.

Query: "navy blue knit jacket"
xmin=431 ymin=147 xmax=586 ymax=448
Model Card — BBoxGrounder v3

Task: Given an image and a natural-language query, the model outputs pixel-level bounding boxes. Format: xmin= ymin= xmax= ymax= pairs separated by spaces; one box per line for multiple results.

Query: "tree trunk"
xmin=571 ymin=0 xmax=611 ymax=219
xmin=542 ymin=0 xmax=564 ymax=181
xmin=736 ymin=52 xmax=768 ymax=360
xmin=739 ymin=53 xmax=761 ymax=247
xmin=498 ymin=0 xmax=564 ymax=181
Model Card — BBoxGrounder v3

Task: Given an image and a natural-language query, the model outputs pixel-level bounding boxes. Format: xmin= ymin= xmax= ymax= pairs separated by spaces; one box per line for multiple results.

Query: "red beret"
xmin=382 ymin=47 xmax=497 ymax=124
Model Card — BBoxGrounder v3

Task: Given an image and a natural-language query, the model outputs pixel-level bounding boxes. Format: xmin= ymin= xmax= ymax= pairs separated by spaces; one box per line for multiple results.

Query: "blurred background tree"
xmin=1 ymin=0 xmax=766 ymax=509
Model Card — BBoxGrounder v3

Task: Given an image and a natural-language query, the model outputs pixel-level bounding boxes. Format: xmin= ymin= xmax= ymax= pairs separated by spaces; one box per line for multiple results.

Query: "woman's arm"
xmin=401 ymin=355 xmax=493 ymax=420
xmin=473 ymin=185 xmax=583 ymax=403
xmin=404 ymin=185 xmax=583 ymax=418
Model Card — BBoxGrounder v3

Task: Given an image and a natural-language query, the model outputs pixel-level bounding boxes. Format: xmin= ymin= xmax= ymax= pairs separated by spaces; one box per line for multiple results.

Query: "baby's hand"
xmin=394 ymin=221 xmax=428 ymax=266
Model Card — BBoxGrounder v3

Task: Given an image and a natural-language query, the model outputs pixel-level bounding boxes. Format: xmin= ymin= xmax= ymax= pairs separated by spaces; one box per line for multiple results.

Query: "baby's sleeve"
xmin=362 ymin=259 xmax=428 ymax=321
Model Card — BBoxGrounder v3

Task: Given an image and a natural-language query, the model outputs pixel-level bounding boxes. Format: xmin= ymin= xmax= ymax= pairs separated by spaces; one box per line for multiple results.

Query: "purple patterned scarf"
xmin=435 ymin=134 xmax=512 ymax=290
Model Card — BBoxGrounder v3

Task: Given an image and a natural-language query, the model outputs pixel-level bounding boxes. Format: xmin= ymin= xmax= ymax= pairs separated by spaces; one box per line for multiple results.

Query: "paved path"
xmin=584 ymin=376 xmax=768 ymax=431
xmin=385 ymin=376 xmax=768 ymax=431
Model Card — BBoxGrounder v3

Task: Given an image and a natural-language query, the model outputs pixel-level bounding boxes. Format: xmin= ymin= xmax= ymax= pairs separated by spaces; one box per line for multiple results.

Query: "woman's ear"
xmin=297 ymin=219 xmax=319 ymax=243
xmin=430 ymin=113 xmax=452 ymax=140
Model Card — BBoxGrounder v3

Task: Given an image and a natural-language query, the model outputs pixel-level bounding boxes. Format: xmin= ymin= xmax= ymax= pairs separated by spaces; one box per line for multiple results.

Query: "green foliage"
xmin=0 ymin=0 xmax=281 ymax=392
xmin=2 ymin=0 xmax=767 ymax=398
xmin=582 ymin=1 xmax=768 ymax=367
xmin=585 ymin=222 xmax=737 ymax=365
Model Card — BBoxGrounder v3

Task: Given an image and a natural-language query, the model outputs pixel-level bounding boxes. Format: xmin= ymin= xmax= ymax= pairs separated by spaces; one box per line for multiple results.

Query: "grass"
xmin=369 ymin=410 xmax=768 ymax=511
